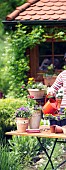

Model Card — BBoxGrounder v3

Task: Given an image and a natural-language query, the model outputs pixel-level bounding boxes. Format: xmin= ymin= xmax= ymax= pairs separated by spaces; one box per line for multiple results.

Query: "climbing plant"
xmin=3 ymin=25 xmax=66 ymax=97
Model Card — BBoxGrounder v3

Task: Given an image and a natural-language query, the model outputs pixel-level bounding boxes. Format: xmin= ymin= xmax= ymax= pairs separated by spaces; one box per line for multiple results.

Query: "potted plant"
xmin=15 ymin=106 xmax=31 ymax=132
xmin=43 ymin=64 xmax=57 ymax=86
xmin=27 ymin=77 xmax=47 ymax=99
xmin=29 ymin=104 xmax=42 ymax=129
xmin=56 ymin=87 xmax=63 ymax=109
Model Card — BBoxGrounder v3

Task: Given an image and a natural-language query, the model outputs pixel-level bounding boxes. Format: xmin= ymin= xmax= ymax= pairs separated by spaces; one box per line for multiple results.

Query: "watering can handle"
xmin=45 ymin=94 xmax=56 ymax=103
xmin=45 ymin=95 xmax=59 ymax=110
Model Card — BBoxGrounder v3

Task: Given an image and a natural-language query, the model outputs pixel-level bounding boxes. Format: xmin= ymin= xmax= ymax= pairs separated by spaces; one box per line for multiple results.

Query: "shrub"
xmin=0 ymin=143 xmax=22 ymax=170
xmin=0 ymin=97 xmax=27 ymax=140
xmin=8 ymin=135 xmax=39 ymax=168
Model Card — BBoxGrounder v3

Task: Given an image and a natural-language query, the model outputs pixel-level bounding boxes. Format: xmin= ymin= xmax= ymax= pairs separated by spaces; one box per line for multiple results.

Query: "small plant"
xmin=15 ymin=106 xmax=31 ymax=118
xmin=27 ymin=77 xmax=47 ymax=90
xmin=43 ymin=64 xmax=56 ymax=76
xmin=56 ymin=87 xmax=63 ymax=99
xmin=64 ymin=108 xmax=66 ymax=117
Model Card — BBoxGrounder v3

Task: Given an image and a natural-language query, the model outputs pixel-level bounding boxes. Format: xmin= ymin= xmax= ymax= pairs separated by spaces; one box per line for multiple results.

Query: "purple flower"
xmin=15 ymin=106 xmax=31 ymax=118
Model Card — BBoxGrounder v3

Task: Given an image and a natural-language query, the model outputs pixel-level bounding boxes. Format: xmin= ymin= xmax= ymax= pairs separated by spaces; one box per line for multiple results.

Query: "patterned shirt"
xmin=50 ymin=70 xmax=66 ymax=108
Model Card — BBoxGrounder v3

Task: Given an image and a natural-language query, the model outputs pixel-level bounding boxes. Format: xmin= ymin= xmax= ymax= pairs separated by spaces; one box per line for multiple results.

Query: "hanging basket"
xmin=28 ymin=89 xmax=45 ymax=99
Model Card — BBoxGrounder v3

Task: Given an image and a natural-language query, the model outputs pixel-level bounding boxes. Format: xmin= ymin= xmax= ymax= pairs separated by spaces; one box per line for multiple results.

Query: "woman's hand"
xmin=47 ymin=87 xmax=56 ymax=97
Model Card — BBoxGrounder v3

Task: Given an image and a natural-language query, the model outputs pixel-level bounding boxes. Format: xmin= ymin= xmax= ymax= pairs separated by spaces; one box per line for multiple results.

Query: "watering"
xmin=42 ymin=95 xmax=58 ymax=116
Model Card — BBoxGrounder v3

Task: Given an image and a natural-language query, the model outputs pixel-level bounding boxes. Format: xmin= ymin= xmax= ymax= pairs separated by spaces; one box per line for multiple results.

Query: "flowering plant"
xmin=27 ymin=77 xmax=47 ymax=91
xmin=56 ymin=87 xmax=63 ymax=99
xmin=27 ymin=95 xmax=42 ymax=114
xmin=15 ymin=106 xmax=31 ymax=118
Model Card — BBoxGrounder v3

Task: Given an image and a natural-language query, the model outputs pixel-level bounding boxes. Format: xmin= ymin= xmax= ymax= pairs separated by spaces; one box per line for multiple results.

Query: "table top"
xmin=5 ymin=125 xmax=66 ymax=139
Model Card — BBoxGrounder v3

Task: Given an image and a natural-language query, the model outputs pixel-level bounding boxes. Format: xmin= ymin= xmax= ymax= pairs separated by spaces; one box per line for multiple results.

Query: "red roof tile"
xmin=6 ymin=0 xmax=66 ymax=22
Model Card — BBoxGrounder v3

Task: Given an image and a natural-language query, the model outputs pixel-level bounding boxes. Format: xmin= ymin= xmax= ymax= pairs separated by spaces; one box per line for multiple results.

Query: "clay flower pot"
xmin=28 ymin=89 xmax=45 ymax=99
xmin=55 ymin=125 xmax=63 ymax=133
xmin=29 ymin=111 xmax=41 ymax=129
xmin=50 ymin=125 xmax=56 ymax=133
xmin=16 ymin=117 xmax=29 ymax=133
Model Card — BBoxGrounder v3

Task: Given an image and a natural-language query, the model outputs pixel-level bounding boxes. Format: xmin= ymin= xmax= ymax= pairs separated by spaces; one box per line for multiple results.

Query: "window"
xmin=39 ymin=41 xmax=66 ymax=71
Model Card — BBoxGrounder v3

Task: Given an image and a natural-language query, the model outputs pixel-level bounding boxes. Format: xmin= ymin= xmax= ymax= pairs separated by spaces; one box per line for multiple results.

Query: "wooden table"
xmin=5 ymin=126 xmax=66 ymax=170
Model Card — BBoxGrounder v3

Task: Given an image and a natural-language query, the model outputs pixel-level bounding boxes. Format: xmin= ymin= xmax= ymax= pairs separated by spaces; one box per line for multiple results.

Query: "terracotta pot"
xmin=62 ymin=126 xmax=66 ymax=135
xmin=55 ymin=125 xmax=63 ymax=133
xmin=29 ymin=111 xmax=41 ymax=129
xmin=16 ymin=117 xmax=28 ymax=132
xmin=50 ymin=125 xmax=56 ymax=133
xmin=28 ymin=89 xmax=45 ymax=99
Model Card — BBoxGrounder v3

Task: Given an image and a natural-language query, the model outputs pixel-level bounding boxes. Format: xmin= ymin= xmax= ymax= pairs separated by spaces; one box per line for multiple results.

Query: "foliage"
xmin=8 ymin=136 xmax=40 ymax=168
xmin=0 ymin=0 xmax=26 ymax=20
xmin=2 ymin=25 xmax=46 ymax=97
xmin=56 ymin=87 xmax=63 ymax=99
xmin=15 ymin=95 xmax=42 ymax=117
xmin=43 ymin=64 xmax=58 ymax=77
xmin=1 ymin=24 xmax=66 ymax=97
xmin=27 ymin=77 xmax=47 ymax=90
xmin=0 ymin=143 xmax=22 ymax=170
xmin=0 ymin=97 xmax=29 ymax=140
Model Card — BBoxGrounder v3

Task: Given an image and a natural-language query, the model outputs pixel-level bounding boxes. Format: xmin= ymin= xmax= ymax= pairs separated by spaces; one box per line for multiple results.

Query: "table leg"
xmin=37 ymin=137 xmax=66 ymax=170
xmin=37 ymin=137 xmax=57 ymax=170
xmin=54 ymin=140 xmax=66 ymax=170
xmin=54 ymin=160 xmax=66 ymax=170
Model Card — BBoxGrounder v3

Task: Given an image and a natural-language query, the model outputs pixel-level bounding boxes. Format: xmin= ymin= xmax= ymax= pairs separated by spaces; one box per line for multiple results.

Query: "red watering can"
xmin=42 ymin=95 xmax=58 ymax=116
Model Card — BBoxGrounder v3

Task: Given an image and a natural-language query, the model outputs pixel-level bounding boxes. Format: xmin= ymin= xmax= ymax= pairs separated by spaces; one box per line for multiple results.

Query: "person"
xmin=47 ymin=69 xmax=66 ymax=113
xmin=39 ymin=58 xmax=60 ymax=71
xmin=39 ymin=58 xmax=51 ymax=71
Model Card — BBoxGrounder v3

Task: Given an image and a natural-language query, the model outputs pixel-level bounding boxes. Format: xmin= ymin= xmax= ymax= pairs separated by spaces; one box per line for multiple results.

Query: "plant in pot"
xmin=56 ymin=87 xmax=63 ymax=109
xmin=15 ymin=105 xmax=31 ymax=132
xmin=42 ymin=105 xmax=66 ymax=134
xmin=26 ymin=95 xmax=42 ymax=129
xmin=27 ymin=77 xmax=47 ymax=99
xmin=43 ymin=64 xmax=57 ymax=86
xmin=29 ymin=104 xmax=42 ymax=129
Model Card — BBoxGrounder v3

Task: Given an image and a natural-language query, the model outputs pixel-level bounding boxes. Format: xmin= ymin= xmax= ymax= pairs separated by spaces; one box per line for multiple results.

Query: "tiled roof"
xmin=6 ymin=0 xmax=66 ymax=22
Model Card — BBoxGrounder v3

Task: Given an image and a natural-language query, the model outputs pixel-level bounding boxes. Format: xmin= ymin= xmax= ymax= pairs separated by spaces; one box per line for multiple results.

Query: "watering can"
xmin=42 ymin=95 xmax=58 ymax=116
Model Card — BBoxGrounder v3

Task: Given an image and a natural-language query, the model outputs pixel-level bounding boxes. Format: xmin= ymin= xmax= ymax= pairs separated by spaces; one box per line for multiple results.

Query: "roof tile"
xmin=6 ymin=9 xmax=19 ymax=20
xmin=42 ymin=6 xmax=51 ymax=11
xmin=45 ymin=2 xmax=54 ymax=6
xmin=41 ymin=14 xmax=50 ymax=20
xmin=60 ymin=5 xmax=66 ymax=10
xmin=37 ymin=10 xmax=46 ymax=15
xmin=55 ymin=10 xmax=64 ymax=14
xmin=27 ymin=0 xmax=39 ymax=5
xmin=51 ymin=14 xmax=60 ymax=19
xmin=46 ymin=10 xmax=55 ymax=15
xmin=16 ymin=3 xmax=30 ymax=11
xmin=36 ymin=1 xmax=44 ymax=6
xmin=30 ymin=14 xmax=40 ymax=19
xmin=55 ymin=2 xmax=63 ymax=6
xmin=51 ymin=6 xmax=60 ymax=11
xmin=6 ymin=0 xmax=66 ymax=22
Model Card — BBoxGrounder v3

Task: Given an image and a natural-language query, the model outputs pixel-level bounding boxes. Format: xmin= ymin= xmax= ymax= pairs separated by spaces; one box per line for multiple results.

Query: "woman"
xmin=47 ymin=70 xmax=66 ymax=112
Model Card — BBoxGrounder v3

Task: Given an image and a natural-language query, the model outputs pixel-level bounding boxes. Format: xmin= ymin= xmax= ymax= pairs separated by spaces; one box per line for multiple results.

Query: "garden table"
xmin=5 ymin=125 xmax=66 ymax=170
